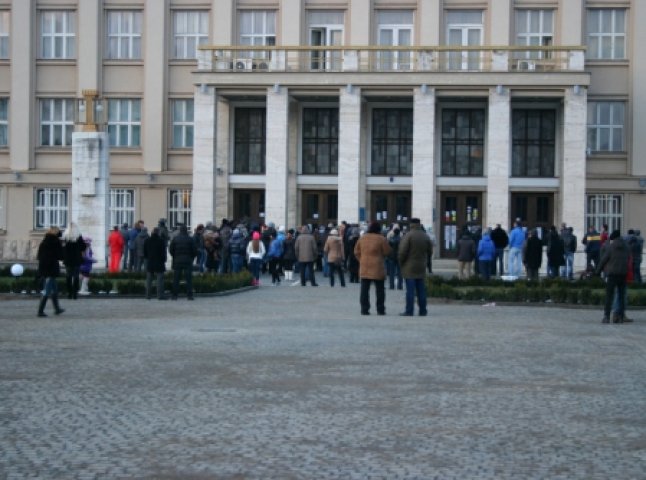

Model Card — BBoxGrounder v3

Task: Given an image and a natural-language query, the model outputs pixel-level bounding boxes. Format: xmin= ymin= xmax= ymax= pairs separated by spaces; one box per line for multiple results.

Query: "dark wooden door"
xmin=302 ymin=190 xmax=338 ymax=227
xmin=234 ymin=189 xmax=265 ymax=225
xmin=371 ymin=191 xmax=411 ymax=227
xmin=511 ymin=193 xmax=553 ymax=240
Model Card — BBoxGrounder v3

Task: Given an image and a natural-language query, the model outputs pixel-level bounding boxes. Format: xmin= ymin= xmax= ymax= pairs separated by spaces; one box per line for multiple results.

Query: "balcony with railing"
xmin=197 ymin=45 xmax=586 ymax=74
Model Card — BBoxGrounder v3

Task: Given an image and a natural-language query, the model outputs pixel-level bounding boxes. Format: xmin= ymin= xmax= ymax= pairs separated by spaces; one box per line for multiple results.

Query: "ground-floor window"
xmin=35 ymin=187 xmax=68 ymax=229
xmin=586 ymin=194 xmax=622 ymax=232
xmin=168 ymin=189 xmax=192 ymax=230
xmin=109 ymin=188 xmax=135 ymax=228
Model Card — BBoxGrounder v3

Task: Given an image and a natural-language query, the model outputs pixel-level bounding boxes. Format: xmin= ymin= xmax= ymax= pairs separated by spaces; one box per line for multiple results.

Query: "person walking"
xmin=522 ymin=229 xmax=543 ymax=281
xmin=457 ymin=230 xmax=476 ymax=280
xmin=144 ymin=227 xmax=167 ymax=300
xmin=169 ymin=224 xmax=197 ymax=300
xmin=294 ymin=225 xmax=319 ymax=286
xmin=596 ymin=230 xmax=630 ymax=323
xmin=477 ymin=229 xmax=496 ymax=280
xmin=108 ymin=226 xmax=125 ymax=273
xmin=324 ymin=228 xmax=346 ymax=287
xmin=490 ymin=223 xmax=509 ymax=276
xmin=508 ymin=221 xmax=525 ymax=277
xmin=398 ymin=218 xmax=432 ymax=316
xmin=354 ymin=221 xmax=392 ymax=315
xmin=37 ymin=227 xmax=65 ymax=317
xmin=62 ymin=222 xmax=86 ymax=299
xmin=246 ymin=231 xmax=266 ymax=286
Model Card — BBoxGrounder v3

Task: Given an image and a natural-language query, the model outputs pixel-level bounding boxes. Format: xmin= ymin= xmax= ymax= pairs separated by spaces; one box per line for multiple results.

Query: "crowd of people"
xmin=34 ymin=216 xmax=643 ymax=323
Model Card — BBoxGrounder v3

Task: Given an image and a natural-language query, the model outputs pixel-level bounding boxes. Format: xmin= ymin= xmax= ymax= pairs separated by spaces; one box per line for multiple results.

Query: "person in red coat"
xmin=108 ymin=226 xmax=125 ymax=273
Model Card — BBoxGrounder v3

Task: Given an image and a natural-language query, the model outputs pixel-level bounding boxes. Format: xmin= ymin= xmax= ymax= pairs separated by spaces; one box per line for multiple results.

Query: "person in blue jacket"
xmin=477 ymin=229 xmax=496 ymax=280
xmin=507 ymin=221 xmax=526 ymax=277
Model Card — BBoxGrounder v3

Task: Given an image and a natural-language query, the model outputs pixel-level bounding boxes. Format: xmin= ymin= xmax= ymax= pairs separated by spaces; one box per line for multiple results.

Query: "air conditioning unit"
xmin=517 ymin=60 xmax=536 ymax=71
xmin=256 ymin=61 xmax=269 ymax=70
xmin=234 ymin=58 xmax=254 ymax=70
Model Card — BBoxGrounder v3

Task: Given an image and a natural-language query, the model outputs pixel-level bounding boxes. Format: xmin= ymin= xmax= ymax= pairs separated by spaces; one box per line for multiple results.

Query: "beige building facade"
xmin=0 ymin=0 xmax=644 ymax=261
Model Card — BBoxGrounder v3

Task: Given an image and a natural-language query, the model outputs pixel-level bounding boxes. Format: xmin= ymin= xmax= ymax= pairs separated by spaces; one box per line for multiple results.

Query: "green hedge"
xmin=426 ymin=276 xmax=646 ymax=306
xmin=0 ymin=271 xmax=253 ymax=296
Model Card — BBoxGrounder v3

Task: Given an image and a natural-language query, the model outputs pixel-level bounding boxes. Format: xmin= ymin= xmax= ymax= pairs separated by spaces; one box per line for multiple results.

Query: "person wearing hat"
xmin=295 ymin=225 xmax=319 ymax=286
xmin=354 ymin=221 xmax=392 ymax=315
xmin=324 ymin=228 xmax=345 ymax=287
xmin=247 ymin=231 xmax=266 ymax=286
xmin=398 ymin=218 xmax=433 ymax=316
xmin=596 ymin=230 xmax=630 ymax=323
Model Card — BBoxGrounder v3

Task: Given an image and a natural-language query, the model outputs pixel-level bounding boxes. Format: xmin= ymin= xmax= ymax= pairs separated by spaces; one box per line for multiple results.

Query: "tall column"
xmin=214 ymin=96 xmax=230 ymax=224
xmin=72 ymin=133 xmax=110 ymax=270
xmin=560 ymin=0 xmax=584 ymax=46
xmin=412 ymin=87 xmax=435 ymax=227
xmin=490 ymin=0 xmax=511 ymax=45
xmin=633 ymin=0 xmax=646 ymax=176
xmin=349 ymin=0 xmax=371 ymax=45
xmin=265 ymin=86 xmax=289 ymax=227
xmin=486 ymin=86 xmax=511 ymax=229
xmin=281 ymin=0 xmax=302 ymax=45
xmin=192 ymin=86 xmax=216 ymax=225
xmin=143 ymin=0 xmax=167 ymax=172
xmin=10 ymin=0 xmax=33 ymax=171
xmin=419 ymin=0 xmax=441 ymax=45
xmin=77 ymin=0 xmax=101 ymax=94
xmin=212 ymin=0 xmax=233 ymax=44
xmin=338 ymin=87 xmax=363 ymax=223
xmin=562 ymin=86 xmax=587 ymax=254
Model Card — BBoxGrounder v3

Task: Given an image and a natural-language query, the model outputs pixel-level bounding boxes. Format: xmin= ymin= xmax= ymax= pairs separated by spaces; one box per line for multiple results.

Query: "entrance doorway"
xmin=302 ymin=190 xmax=338 ymax=227
xmin=440 ymin=192 xmax=483 ymax=258
xmin=511 ymin=193 xmax=554 ymax=239
xmin=233 ymin=189 xmax=265 ymax=226
xmin=371 ymin=191 xmax=411 ymax=227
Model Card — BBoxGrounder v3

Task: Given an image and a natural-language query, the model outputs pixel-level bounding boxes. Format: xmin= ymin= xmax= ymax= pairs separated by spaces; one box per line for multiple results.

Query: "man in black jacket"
xmin=169 ymin=224 xmax=197 ymax=300
xmin=490 ymin=224 xmax=509 ymax=276
xmin=144 ymin=227 xmax=167 ymax=300
xmin=596 ymin=230 xmax=629 ymax=323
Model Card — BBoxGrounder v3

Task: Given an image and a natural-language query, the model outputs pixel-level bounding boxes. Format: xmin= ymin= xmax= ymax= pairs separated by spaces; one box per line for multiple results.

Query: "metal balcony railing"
xmin=197 ymin=45 xmax=586 ymax=73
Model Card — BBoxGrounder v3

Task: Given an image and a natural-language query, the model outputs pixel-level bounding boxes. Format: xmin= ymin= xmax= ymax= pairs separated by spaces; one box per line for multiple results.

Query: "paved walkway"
xmin=1 ymin=275 xmax=645 ymax=479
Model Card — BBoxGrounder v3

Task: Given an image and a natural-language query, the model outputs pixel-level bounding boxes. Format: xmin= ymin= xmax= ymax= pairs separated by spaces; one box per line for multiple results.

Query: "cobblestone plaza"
xmin=1 ymin=283 xmax=645 ymax=479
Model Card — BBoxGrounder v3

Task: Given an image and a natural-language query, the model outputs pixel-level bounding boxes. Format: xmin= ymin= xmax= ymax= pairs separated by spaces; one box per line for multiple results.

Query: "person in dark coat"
xmin=546 ymin=226 xmax=565 ymax=278
xmin=169 ymin=224 xmax=197 ymax=300
xmin=596 ymin=230 xmax=630 ymax=323
xmin=398 ymin=218 xmax=432 ymax=316
xmin=62 ymin=222 xmax=86 ymax=300
xmin=457 ymin=231 xmax=476 ymax=279
xmin=144 ymin=227 xmax=167 ymax=300
xmin=523 ymin=229 xmax=543 ymax=281
xmin=134 ymin=226 xmax=149 ymax=272
xmin=490 ymin=224 xmax=509 ymax=276
xmin=294 ymin=225 xmax=319 ymax=286
xmin=37 ymin=226 xmax=65 ymax=317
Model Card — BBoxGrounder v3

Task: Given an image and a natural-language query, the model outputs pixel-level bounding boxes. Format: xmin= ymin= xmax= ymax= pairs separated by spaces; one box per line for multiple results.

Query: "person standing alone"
xmin=354 ymin=221 xmax=391 ymax=315
xmin=398 ymin=218 xmax=432 ymax=316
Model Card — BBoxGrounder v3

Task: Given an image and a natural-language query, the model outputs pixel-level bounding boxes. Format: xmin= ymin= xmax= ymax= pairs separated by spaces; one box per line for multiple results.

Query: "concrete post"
xmin=192 ymin=85 xmax=217 ymax=225
xmin=338 ymin=86 xmax=363 ymax=223
xmin=412 ymin=86 xmax=435 ymax=228
xmin=486 ymin=86 xmax=511 ymax=229
xmin=265 ymin=86 xmax=290 ymax=227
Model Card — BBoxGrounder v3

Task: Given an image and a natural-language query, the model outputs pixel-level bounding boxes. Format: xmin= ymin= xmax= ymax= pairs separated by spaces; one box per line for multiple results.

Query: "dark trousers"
xmin=587 ymin=252 xmax=600 ymax=272
xmin=604 ymin=274 xmax=626 ymax=318
xmin=172 ymin=267 xmax=193 ymax=298
xmin=494 ymin=248 xmax=505 ymax=276
xmin=269 ymin=257 xmax=281 ymax=283
xmin=360 ymin=279 xmax=385 ymax=314
xmin=328 ymin=263 xmax=345 ymax=287
xmin=386 ymin=258 xmax=402 ymax=290
xmin=300 ymin=262 xmax=317 ymax=286
xmin=146 ymin=271 xmax=165 ymax=299
xmin=479 ymin=260 xmax=492 ymax=280
xmin=404 ymin=278 xmax=427 ymax=315
xmin=65 ymin=265 xmax=80 ymax=299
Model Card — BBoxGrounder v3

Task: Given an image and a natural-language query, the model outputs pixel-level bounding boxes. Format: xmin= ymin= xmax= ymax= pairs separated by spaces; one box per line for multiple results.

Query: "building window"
xmin=587 ymin=101 xmax=624 ymax=152
xmin=239 ymin=10 xmax=275 ymax=59
xmin=0 ymin=11 xmax=9 ymax=59
xmin=234 ymin=108 xmax=265 ymax=174
xmin=173 ymin=10 xmax=208 ymax=59
xmin=441 ymin=109 xmax=485 ymax=176
xmin=171 ymin=99 xmax=194 ymax=148
xmin=106 ymin=11 xmax=142 ymax=60
xmin=587 ymin=9 xmax=626 ymax=60
xmin=308 ymin=10 xmax=344 ymax=71
xmin=371 ymin=108 xmax=413 ymax=176
xmin=512 ymin=109 xmax=556 ymax=177
xmin=108 ymin=99 xmax=141 ymax=147
xmin=168 ymin=189 xmax=192 ymax=230
xmin=586 ymin=194 xmax=622 ymax=233
xmin=40 ymin=99 xmax=74 ymax=147
xmin=35 ymin=188 xmax=68 ymax=229
xmin=446 ymin=10 xmax=483 ymax=70
xmin=40 ymin=11 xmax=75 ymax=59
xmin=109 ymin=188 xmax=135 ymax=228
xmin=0 ymin=98 xmax=7 ymax=146
xmin=515 ymin=9 xmax=553 ymax=59
xmin=376 ymin=10 xmax=413 ymax=70
xmin=302 ymin=108 xmax=338 ymax=175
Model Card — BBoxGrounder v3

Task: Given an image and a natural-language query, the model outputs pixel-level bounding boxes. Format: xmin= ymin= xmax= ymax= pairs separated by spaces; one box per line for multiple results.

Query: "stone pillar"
xmin=562 ymin=86 xmax=587 ymax=267
xmin=338 ymin=86 xmax=363 ymax=223
xmin=412 ymin=86 xmax=435 ymax=228
xmin=490 ymin=0 xmax=511 ymax=45
xmin=214 ymin=96 xmax=230 ymax=224
xmin=72 ymin=133 xmax=110 ymax=268
xmin=192 ymin=85 xmax=217 ymax=225
xmin=486 ymin=86 xmax=511 ymax=229
xmin=265 ymin=86 xmax=289 ymax=227
xmin=77 ymin=0 xmax=101 ymax=94
xmin=349 ymin=0 xmax=371 ymax=45
xmin=419 ymin=0 xmax=441 ymax=45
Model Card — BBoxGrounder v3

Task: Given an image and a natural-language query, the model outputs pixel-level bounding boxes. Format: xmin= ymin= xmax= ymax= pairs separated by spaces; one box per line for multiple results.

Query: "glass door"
xmin=446 ymin=11 xmax=483 ymax=70
xmin=440 ymin=192 xmax=482 ymax=257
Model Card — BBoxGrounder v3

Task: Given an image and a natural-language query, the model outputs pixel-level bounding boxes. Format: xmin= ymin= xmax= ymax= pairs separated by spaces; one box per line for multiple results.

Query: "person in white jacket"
xmin=246 ymin=231 xmax=266 ymax=286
